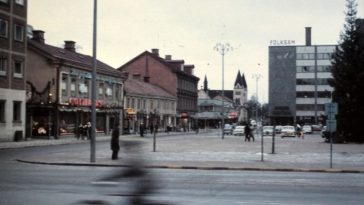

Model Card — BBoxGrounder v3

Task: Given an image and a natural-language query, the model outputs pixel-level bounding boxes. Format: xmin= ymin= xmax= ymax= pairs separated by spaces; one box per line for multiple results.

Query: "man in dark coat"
xmin=140 ymin=122 xmax=144 ymax=137
xmin=244 ymin=123 xmax=251 ymax=142
xmin=111 ymin=122 xmax=120 ymax=160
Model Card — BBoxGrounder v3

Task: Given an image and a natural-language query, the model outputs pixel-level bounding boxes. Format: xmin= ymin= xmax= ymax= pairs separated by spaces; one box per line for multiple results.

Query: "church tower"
xmin=233 ymin=70 xmax=248 ymax=122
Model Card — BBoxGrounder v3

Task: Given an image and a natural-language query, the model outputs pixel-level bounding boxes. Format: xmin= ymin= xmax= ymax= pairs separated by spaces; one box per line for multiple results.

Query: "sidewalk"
xmin=5 ymin=130 xmax=364 ymax=173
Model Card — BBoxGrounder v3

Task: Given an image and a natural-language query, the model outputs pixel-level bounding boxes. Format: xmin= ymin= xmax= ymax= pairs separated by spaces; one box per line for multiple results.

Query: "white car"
xmin=281 ymin=125 xmax=296 ymax=138
xmin=233 ymin=126 xmax=245 ymax=136
xmin=302 ymin=125 xmax=313 ymax=134
xmin=263 ymin=126 xmax=274 ymax=136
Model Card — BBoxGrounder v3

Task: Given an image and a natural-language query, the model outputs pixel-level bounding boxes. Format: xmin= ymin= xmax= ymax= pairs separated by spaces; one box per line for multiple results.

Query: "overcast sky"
xmin=28 ymin=0 xmax=364 ymax=103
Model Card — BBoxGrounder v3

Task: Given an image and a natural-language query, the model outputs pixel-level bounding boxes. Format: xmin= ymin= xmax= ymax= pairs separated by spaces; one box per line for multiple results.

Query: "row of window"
xmin=296 ymin=104 xmax=325 ymax=111
xmin=296 ymin=91 xmax=332 ymax=98
xmin=126 ymin=97 xmax=175 ymax=112
xmin=296 ymin=53 xmax=333 ymax=60
xmin=178 ymin=78 xmax=197 ymax=92
xmin=0 ymin=56 xmax=23 ymax=77
xmin=179 ymin=97 xmax=196 ymax=111
xmin=61 ymin=73 xmax=122 ymax=100
xmin=0 ymin=0 xmax=25 ymax=5
xmin=0 ymin=19 xmax=24 ymax=42
xmin=296 ymin=78 xmax=330 ymax=85
xmin=0 ymin=100 xmax=21 ymax=123
xmin=296 ymin=66 xmax=332 ymax=73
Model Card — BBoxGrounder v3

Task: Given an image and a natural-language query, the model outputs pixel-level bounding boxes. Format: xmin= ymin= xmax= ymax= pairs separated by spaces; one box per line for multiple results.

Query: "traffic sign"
xmin=326 ymin=120 xmax=337 ymax=133
xmin=325 ymin=103 xmax=338 ymax=121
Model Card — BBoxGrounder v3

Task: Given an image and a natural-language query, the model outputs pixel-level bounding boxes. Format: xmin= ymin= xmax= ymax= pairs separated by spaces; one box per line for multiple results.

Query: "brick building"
xmin=0 ymin=0 xmax=27 ymax=141
xmin=119 ymin=49 xmax=199 ymax=130
xmin=26 ymin=30 xmax=127 ymax=139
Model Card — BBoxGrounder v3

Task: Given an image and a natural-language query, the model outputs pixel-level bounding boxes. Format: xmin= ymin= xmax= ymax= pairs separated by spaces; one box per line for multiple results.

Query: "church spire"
xmin=234 ymin=70 xmax=242 ymax=87
xmin=203 ymin=75 xmax=208 ymax=91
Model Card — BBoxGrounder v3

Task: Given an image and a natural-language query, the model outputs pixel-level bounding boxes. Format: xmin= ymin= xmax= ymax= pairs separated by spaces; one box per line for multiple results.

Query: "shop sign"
xmin=270 ymin=40 xmax=295 ymax=46
xmin=229 ymin=111 xmax=238 ymax=118
xmin=181 ymin=112 xmax=188 ymax=117
xmin=69 ymin=98 xmax=102 ymax=107
xmin=125 ymin=108 xmax=136 ymax=115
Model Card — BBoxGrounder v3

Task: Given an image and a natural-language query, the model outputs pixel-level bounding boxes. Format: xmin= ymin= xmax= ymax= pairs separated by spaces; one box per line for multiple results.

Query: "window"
xmin=61 ymin=73 xmax=68 ymax=96
xmin=70 ymin=76 xmax=77 ymax=97
xmin=79 ymin=80 xmax=89 ymax=98
xmin=0 ymin=56 xmax=7 ymax=76
xmin=15 ymin=0 xmax=24 ymax=5
xmin=13 ymin=60 xmax=23 ymax=78
xmin=0 ymin=0 xmax=8 ymax=4
xmin=0 ymin=100 xmax=5 ymax=122
xmin=0 ymin=19 xmax=8 ymax=38
xmin=13 ymin=101 xmax=21 ymax=122
xmin=14 ymin=24 xmax=24 ymax=42
xmin=98 ymin=83 xmax=104 ymax=99
xmin=106 ymin=86 xmax=113 ymax=100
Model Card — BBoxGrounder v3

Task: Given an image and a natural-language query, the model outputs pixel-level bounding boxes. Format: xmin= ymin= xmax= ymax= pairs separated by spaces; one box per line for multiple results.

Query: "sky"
xmin=28 ymin=0 xmax=364 ymax=103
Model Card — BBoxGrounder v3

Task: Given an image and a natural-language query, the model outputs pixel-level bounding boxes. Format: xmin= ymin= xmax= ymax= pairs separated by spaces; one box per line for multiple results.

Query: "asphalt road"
xmin=1 ymin=139 xmax=364 ymax=205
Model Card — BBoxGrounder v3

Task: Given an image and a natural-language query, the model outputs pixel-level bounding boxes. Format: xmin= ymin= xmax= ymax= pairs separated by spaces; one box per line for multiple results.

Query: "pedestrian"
xmin=85 ymin=121 xmax=91 ymax=140
xmin=140 ymin=122 xmax=144 ymax=137
xmin=250 ymin=126 xmax=255 ymax=142
xmin=111 ymin=122 xmax=120 ymax=160
xmin=244 ymin=123 xmax=251 ymax=142
xmin=296 ymin=124 xmax=302 ymax=138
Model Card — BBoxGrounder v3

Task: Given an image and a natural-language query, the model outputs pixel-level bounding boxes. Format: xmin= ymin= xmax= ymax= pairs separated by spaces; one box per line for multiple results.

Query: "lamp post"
xmin=252 ymin=72 xmax=262 ymax=161
xmin=90 ymin=0 xmax=97 ymax=163
xmin=214 ymin=43 xmax=233 ymax=139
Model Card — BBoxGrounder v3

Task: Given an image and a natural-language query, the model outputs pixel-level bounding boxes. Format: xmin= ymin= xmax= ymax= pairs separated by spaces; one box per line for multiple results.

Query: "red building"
xmin=119 ymin=49 xmax=199 ymax=131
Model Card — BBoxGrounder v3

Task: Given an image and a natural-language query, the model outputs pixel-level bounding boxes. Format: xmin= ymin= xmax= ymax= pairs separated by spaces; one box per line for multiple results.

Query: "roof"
xmin=28 ymin=39 xmax=124 ymax=78
xmin=124 ymin=78 xmax=175 ymax=99
xmin=118 ymin=50 xmax=199 ymax=81
xmin=234 ymin=70 xmax=247 ymax=88
xmin=208 ymin=90 xmax=234 ymax=101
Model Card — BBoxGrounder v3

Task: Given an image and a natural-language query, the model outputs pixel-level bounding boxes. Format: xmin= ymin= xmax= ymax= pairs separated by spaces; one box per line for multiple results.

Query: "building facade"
xmin=26 ymin=30 xmax=126 ymax=139
xmin=197 ymin=71 xmax=248 ymax=128
xmin=269 ymin=27 xmax=335 ymax=125
xmin=123 ymin=78 xmax=176 ymax=134
xmin=118 ymin=49 xmax=199 ymax=131
xmin=0 ymin=0 xmax=27 ymax=141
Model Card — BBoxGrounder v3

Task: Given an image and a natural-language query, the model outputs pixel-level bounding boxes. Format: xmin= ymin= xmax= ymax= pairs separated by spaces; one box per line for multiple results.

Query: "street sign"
xmin=325 ymin=103 xmax=338 ymax=120
xmin=326 ymin=120 xmax=337 ymax=133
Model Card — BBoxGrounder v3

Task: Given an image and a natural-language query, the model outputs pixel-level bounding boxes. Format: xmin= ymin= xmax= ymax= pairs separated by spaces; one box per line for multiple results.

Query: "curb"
xmin=16 ymin=159 xmax=364 ymax=174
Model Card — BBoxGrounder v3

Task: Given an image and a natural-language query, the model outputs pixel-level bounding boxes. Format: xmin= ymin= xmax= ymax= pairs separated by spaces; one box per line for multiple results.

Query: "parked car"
xmin=311 ymin=124 xmax=322 ymax=131
xmin=223 ymin=124 xmax=233 ymax=135
xmin=263 ymin=126 xmax=274 ymax=136
xmin=275 ymin=125 xmax=282 ymax=134
xmin=233 ymin=126 xmax=245 ymax=136
xmin=281 ymin=125 xmax=296 ymax=138
xmin=302 ymin=125 xmax=313 ymax=134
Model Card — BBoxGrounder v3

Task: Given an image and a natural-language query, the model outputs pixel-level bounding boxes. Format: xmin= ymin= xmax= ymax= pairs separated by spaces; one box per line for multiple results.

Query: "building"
xmin=268 ymin=27 xmax=335 ymax=125
xmin=118 ymin=49 xmax=199 ymax=131
xmin=123 ymin=78 xmax=176 ymax=134
xmin=26 ymin=30 xmax=127 ymax=139
xmin=0 ymin=0 xmax=27 ymax=141
xmin=197 ymin=71 xmax=248 ymax=128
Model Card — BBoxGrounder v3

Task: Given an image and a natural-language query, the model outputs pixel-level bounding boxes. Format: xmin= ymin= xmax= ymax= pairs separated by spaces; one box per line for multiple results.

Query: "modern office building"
xmin=269 ymin=27 xmax=335 ymax=125
xmin=0 ymin=0 xmax=27 ymax=141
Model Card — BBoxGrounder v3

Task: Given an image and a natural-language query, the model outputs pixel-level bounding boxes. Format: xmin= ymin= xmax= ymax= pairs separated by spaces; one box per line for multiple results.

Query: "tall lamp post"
xmin=252 ymin=72 xmax=262 ymax=161
xmin=90 ymin=0 xmax=97 ymax=163
xmin=214 ymin=43 xmax=233 ymax=139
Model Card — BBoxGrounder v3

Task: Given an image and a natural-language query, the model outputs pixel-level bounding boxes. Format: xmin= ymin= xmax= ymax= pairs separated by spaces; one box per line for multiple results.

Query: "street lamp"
xmin=214 ymin=43 xmax=233 ymax=139
xmin=252 ymin=69 xmax=262 ymax=161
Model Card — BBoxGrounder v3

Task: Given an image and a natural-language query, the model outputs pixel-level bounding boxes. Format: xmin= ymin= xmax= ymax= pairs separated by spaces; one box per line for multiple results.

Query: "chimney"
xmin=64 ymin=40 xmax=76 ymax=52
xmin=151 ymin=48 xmax=159 ymax=56
xmin=305 ymin=27 xmax=311 ymax=46
xmin=165 ymin=55 xmax=172 ymax=60
xmin=32 ymin=30 xmax=45 ymax=43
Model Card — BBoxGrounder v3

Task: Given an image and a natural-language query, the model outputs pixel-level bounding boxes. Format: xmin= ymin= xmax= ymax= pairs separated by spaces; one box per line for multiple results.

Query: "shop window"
xmin=0 ymin=100 xmax=5 ymax=122
xmin=13 ymin=101 xmax=21 ymax=122
xmin=59 ymin=113 xmax=76 ymax=134
xmin=0 ymin=56 xmax=7 ymax=76
xmin=13 ymin=60 xmax=23 ymax=78
xmin=0 ymin=19 xmax=8 ymax=38
xmin=14 ymin=24 xmax=24 ymax=42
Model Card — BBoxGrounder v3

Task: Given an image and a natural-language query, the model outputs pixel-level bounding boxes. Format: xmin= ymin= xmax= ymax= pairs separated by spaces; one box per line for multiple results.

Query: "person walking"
xmin=111 ymin=122 xmax=120 ymax=160
xmin=140 ymin=122 xmax=145 ymax=137
xmin=244 ymin=123 xmax=251 ymax=142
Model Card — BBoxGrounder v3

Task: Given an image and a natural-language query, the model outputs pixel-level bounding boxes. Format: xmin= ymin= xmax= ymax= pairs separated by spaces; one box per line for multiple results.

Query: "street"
xmin=1 ymin=132 xmax=364 ymax=205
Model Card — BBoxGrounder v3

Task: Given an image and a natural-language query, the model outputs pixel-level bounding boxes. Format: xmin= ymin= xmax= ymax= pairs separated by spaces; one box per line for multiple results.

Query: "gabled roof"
xmin=118 ymin=50 xmax=199 ymax=80
xmin=208 ymin=90 xmax=234 ymax=101
xmin=124 ymin=78 xmax=175 ymax=99
xmin=28 ymin=39 xmax=124 ymax=78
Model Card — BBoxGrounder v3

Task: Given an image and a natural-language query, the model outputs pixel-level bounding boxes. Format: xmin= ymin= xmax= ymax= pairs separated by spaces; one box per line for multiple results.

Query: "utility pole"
xmin=90 ymin=0 xmax=97 ymax=163
xmin=214 ymin=43 xmax=233 ymax=139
